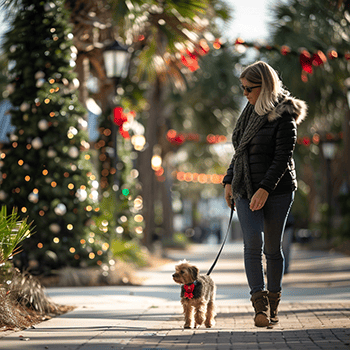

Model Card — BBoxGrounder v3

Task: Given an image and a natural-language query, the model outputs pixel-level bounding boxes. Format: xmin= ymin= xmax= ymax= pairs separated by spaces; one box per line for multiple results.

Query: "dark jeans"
xmin=235 ymin=192 xmax=294 ymax=295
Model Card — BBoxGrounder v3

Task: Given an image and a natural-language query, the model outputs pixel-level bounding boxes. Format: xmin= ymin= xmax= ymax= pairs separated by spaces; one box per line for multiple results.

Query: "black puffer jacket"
xmin=223 ymin=96 xmax=307 ymax=196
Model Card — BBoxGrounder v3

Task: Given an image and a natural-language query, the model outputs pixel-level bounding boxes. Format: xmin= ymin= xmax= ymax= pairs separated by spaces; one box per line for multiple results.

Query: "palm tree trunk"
xmin=139 ymin=77 xmax=162 ymax=248
xmin=344 ymin=108 xmax=350 ymax=186
xmin=160 ymin=161 xmax=174 ymax=240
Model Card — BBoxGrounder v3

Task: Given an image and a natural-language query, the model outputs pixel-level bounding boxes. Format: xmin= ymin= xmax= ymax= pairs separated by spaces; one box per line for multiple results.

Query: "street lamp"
xmin=102 ymin=40 xmax=131 ymax=188
xmin=321 ymin=139 xmax=337 ymax=242
xmin=103 ymin=40 xmax=131 ymax=81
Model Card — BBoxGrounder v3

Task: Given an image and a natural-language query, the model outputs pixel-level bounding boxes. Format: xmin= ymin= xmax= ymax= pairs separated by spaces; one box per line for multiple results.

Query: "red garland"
xmin=184 ymin=283 xmax=195 ymax=299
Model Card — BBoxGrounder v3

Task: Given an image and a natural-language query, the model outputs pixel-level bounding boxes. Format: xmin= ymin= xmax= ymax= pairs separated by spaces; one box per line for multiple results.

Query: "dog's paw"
xmin=205 ymin=321 xmax=215 ymax=328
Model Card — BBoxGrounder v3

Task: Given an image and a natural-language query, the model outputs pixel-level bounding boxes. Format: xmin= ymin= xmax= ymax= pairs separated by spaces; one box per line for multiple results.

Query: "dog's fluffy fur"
xmin=172 ymin=260 xmax=216 ymax=329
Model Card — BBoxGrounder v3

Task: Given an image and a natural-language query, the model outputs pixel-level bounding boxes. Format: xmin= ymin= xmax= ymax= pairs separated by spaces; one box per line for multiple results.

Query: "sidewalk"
xmin=1 ymin=242 xmax=350 ymax=350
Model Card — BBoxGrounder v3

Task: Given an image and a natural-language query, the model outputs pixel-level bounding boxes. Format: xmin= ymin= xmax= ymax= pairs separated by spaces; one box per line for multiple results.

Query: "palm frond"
xmin=0 ymin=206 xmax=35 ymax=264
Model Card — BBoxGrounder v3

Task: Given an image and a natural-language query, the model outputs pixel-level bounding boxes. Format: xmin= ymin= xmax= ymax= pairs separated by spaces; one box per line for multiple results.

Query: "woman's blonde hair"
xmin=240 ymin=61 xmax=289 ymax=115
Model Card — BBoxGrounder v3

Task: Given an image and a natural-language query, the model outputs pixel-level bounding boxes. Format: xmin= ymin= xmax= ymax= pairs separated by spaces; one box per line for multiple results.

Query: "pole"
xmin=326 ymin=157 xmax=332 ymax=242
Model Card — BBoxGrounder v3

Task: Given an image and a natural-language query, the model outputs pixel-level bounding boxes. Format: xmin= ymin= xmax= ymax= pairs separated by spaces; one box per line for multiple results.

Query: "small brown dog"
xmin=172 ymin=260 xmax=216 ymax=329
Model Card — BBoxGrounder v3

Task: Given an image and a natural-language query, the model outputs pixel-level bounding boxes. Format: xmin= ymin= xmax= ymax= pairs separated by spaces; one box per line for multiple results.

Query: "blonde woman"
xmin=222 ymin=61 xmax=307 ymax=327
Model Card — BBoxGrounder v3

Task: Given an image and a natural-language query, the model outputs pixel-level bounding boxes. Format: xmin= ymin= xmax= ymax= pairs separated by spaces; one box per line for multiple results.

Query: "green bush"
xmin=109 ymin=239 xmax=148 ymax=267
xmin=162 ymin=232 xmax=190 ymax=249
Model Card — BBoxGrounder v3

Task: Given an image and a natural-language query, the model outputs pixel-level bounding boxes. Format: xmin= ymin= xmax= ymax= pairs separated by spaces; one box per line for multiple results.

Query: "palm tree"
xmin=110 ymin=0 xmax=232 ymax=247
xmin=267 ymin=0 xmax=350 ymax=233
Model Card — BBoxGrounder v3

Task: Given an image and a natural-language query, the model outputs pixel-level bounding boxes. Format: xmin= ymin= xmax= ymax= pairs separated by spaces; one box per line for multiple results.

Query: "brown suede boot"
xmin=250 ymin=291 xmax=270 ymax=327
xmin=268 ymin=291 xmax=281 ymax=324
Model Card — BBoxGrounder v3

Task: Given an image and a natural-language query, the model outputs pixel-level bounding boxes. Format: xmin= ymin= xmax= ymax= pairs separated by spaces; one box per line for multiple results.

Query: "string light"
xmin=166 ymin=129 xmax=227 ymax=145
xmin=174 ymin=171 xmax=224 ymax=184
xmin=231 ymin=37 xmax=350 ymax=81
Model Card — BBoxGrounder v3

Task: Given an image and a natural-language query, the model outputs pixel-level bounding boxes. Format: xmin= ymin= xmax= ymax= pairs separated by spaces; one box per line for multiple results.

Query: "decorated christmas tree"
xmin=0 ymin=0 xmax=105 ymax=274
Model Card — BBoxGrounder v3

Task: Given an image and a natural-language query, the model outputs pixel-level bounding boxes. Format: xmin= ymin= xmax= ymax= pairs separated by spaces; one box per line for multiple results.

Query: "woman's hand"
xmin=250 ymin=188 xmax=269 ymax=211
xmin=224 ymin=184 xmax=235 ymax=210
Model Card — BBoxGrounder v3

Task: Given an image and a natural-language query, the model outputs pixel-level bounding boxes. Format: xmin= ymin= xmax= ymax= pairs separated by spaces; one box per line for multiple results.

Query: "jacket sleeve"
xmin=223 ymin=156 xmax=234 ymax=185
xmin=258 ymin=113 xmax=297 ymax=193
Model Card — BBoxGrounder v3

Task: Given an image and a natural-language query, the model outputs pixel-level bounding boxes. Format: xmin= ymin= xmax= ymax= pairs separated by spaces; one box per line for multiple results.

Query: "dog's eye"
xmin=180 ymin=270 xmax=184 ymax=274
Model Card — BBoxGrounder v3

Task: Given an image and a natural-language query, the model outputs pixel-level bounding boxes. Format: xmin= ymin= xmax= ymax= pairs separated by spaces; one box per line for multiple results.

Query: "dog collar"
xmin=183 ymin=280 xmax=197 ymax=299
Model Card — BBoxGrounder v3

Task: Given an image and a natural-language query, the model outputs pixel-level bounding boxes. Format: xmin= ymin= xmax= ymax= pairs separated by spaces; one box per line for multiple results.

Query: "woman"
xmin=222 ymin=61 xmax=307 ymax=327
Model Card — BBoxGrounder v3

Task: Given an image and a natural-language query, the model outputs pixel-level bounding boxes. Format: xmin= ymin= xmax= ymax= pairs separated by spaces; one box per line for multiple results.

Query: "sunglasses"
xmin=240 ymin=84 xmax=261 ymax=93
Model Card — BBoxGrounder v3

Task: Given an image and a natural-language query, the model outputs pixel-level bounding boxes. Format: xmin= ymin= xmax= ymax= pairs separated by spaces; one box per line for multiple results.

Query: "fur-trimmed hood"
xmin=267 ymin=96 xmax=307 ymax=125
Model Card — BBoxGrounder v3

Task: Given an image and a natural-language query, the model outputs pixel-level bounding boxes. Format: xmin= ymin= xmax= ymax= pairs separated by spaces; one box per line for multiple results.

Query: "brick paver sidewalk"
xmin=1 ymin=243 xmax=350 ymax=350
xmin=117 ymin=302 xmax=350 ymax=350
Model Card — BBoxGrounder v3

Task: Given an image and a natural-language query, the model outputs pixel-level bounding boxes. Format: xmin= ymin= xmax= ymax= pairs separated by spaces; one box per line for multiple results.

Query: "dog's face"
xmin=172 ymin=261 xmax=199 ymax=285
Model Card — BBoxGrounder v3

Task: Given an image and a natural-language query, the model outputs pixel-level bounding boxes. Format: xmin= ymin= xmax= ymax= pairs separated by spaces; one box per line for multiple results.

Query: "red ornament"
xmin=281 ymin=45 xmax=291 ymax=56
xmin=302 ymin=136 xmax=311 ymax=147
xmin=213 ymin=38 xmax=222 ymax=49
xmin=312 ymin=50 xmax=327 ymax=66
xmin=173 ymin=134 xmax=185 ymax=145
xmin=113 ymin=107 xmax=130 ymax=139
xmin=328 ymin=49 xmax=338 ymax=59
xmin=235 ymin=38 xmax=245 ymax=45
xmin=181 ymin=50 xmax=199 ymax=72
xmin=299 ymin=50 xmax=313 ymax=74
xmin=198 ymin=39 xmax=210 ymax=55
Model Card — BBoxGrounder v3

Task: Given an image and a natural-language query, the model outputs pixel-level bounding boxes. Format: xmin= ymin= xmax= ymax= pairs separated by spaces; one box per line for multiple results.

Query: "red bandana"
xmin=184 ymin=283 xmax=195 ymax=299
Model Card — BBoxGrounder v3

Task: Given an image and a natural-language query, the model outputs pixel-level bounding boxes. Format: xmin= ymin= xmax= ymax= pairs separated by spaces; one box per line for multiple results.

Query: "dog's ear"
xmin=189 ymin=266 xmax=199 ymax=280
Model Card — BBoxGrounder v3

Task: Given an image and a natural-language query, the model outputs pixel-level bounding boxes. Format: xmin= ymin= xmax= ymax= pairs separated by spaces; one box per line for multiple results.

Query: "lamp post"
xmin=345 ymin=77 xmax=350 ymax=108
xmin=102 ymin=40 xmax=131 ymax=187
xmin=321 ymin=140 xmax=337 ymax=242
xmin=344 ymin=77 xmax=350 ymax=189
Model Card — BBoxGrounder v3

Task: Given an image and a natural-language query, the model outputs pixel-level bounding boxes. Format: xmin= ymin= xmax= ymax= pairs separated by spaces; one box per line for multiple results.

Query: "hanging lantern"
xmin=103 ymin=40 xmax=131 ymax=80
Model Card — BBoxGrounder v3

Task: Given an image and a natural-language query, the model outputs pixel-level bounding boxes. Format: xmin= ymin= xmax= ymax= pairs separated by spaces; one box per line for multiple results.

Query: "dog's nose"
xmin=172 ymin=273 xmax=176 ymax=278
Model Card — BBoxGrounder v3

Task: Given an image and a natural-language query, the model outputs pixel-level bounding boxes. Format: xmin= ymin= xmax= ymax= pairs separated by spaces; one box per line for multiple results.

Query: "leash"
xmin=206 ymin=203 xmax=235 ymax=276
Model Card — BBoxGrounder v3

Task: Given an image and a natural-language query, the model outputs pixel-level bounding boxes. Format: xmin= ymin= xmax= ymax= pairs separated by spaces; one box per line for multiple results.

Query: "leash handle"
xmin=206 ymin=204 xmax=235 ymax=276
